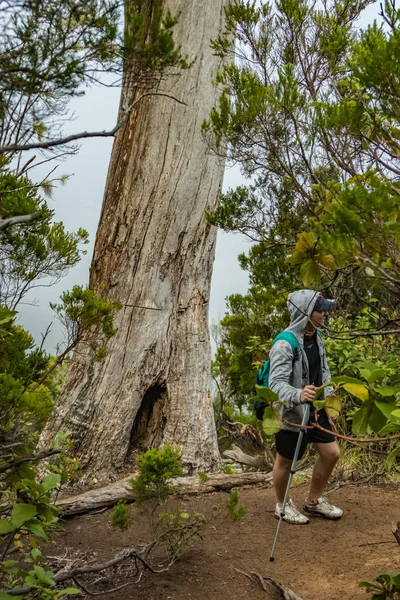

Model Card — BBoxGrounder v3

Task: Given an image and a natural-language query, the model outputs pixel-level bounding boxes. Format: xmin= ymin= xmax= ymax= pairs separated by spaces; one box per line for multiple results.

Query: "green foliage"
xmin=0 ymin=285 xmax=121 ymax=453
xmin=124 ymin=0 xmax=190 ymax=74
xmin=225 ymin=488 xmax=246 ymax=522
xmin=0 ymin=0 xmax=120 ymax=150
xmin=0 ymin=307 xmax=61 ymax=452
xmin=0 ymin=288 xmax=116 ymax=453
xmin=197 ymin=471 xmax=209 ymax=483
xmin=0 ymin=435 xmax=80 ymax=599
xmin=0 ymin=159 xmax=89 ymax=310
xmin=313 ymin=366 xmax=400 ymax=468
xmin=359 ymin=571 xmax=400 ymax=599
xmin=261 ymin=405 xmax=282 ymax=436
xmin=126 ymin=447 xmax=215 ymax=568
xmin=0 ymin=153 xmax=120 ymax=453
xmin=0 ymin=309 xmax=47 ymax=385
xmin=111 ymin=501 xmax=133 ymax=531
xmin=205 ymin=0 xmax=400 ymax=322
xmin=0 ymin=0 xmax=187 ymax=153
xmin=50 ymin=285 xmax=121 ymax=344
xmin=223 ymin=464 xmax=237 ymax=475
xmin=130 ymin=445 xmax=183 ymax=505
xmin=0 ymin=308 xmax=17 ymax=339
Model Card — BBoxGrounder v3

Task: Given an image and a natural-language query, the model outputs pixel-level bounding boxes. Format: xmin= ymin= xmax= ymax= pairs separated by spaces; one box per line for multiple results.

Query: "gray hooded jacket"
xmin=269 ymin=289 xmax=332 ymax=432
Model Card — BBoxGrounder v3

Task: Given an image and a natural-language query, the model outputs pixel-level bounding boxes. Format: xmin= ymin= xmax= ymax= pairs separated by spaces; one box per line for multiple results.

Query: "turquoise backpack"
xmin=254 ymin=331 xmax=300 ymax=420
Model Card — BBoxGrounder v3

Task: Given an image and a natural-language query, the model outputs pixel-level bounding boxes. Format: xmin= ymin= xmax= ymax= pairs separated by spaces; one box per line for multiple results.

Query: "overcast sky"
xmin=17 ymin=84 xmax=252 ymax=353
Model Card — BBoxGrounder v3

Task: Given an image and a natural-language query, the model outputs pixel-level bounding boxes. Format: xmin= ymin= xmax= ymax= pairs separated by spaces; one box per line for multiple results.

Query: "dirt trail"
xmin=56 ymin=484 xmax=399 ymax=600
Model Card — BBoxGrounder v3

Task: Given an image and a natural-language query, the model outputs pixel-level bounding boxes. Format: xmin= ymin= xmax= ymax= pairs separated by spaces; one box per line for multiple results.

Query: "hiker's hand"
xmin=300 ymin=385 xmax=317 ymax=403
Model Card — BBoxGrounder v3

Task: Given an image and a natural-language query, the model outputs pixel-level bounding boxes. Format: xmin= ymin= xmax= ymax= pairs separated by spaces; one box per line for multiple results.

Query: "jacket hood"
xmin=285 ymin=289 xmax=319 ymax=338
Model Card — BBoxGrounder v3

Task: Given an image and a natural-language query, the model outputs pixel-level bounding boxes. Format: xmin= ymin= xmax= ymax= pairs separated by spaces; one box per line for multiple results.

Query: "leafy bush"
xmin=0 ymin=434 xmax=80 ymax=599
xmin=130 ymin=445 xmax=183 ymax=505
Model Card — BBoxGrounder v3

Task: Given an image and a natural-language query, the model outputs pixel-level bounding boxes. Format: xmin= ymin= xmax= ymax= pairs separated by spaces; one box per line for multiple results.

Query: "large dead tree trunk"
xmin=40 ymin=0 xmax=227 ymax=483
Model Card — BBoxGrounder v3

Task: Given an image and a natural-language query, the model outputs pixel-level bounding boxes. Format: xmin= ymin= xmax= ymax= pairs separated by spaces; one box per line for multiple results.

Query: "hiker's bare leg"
xmin=273 ymin=453 xmax=292 ymax=504
xmin=307 ymin=441 xmax=340 ymax=503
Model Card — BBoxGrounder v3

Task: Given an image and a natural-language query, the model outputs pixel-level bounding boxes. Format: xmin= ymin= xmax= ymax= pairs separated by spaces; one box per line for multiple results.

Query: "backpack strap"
xmin=256 ymin=332 xmax=300 ymax=386
xmin=272 ymin=331 xmax=300 ymax=357
xmin=254 ymin=331 xmax=301 ymax=420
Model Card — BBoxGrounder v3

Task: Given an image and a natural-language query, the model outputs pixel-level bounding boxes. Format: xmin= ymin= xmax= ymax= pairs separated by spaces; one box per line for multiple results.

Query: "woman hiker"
xmin=269 ymin=289 xmax=343 ymax=524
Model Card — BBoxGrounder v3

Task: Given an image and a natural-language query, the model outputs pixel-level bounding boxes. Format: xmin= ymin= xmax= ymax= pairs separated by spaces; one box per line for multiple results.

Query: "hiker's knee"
xmin=316 ymin=441 xmax=340 ymax=464
xmin=274 ymin=453 xmax=292 ymax=473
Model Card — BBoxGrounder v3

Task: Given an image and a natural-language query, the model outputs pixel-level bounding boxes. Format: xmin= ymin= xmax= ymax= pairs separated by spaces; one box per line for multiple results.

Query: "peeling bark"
xmin=40 ymin=0 xmax=228 ymax=483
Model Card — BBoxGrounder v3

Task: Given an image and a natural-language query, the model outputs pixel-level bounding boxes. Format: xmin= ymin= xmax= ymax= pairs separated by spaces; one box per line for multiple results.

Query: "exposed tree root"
xmin=220 ymin=419 xmax=276 ymax=469
xmin=4 ymin=541 xmax=186 ymax=597
xmin=58 ymin=472 xmax=274 ymax=516
xmin=393 ymin=521 xmax=400 ymax=546
xmin=223 ymin=444 xmax=270 ymax=470
xmin=235 ymin=568 xmax=304 ymax=600
xmin=4 ymin=546 xmax=144 ymax=597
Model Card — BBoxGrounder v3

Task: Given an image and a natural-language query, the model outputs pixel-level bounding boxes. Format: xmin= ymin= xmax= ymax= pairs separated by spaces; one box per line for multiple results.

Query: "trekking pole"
xmin=269 ymin=402 xmax=311 ymax=562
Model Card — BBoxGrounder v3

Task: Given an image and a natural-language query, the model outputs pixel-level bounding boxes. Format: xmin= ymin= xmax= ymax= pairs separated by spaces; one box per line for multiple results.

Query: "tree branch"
xmin=0 ymin=93 xmax=187 ymax=153
xmin=28 ymin=339 xmax=77 ymax=393
xmin=0 ymin=448 xmax=61 ymax=474
xmin=328 ymin=328 xmax=400 ymax=339
xmin=0 ymin=212 xmax=42 ymax=231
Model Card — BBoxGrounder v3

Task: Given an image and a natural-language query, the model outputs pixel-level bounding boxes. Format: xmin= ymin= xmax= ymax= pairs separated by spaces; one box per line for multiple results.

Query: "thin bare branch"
xmin=1 ymin=93 xmax=187 ymax=153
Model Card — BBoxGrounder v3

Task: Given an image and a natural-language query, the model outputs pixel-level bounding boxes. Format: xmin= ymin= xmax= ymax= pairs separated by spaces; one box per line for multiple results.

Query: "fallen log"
xmin=223 ymin=444 xmax=271 ymax=471
xmin=58 ymin=471 xmax=273 ymax=516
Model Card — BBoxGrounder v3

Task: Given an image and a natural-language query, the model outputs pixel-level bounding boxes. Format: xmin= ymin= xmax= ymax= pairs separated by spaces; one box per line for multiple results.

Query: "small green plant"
xmin=125 ymin=446 xmax=214 ymax=569
xmin=157 ymin=509 xmax=207 ymax=559
xmin=223 ymin=464 xmax=237 ymax=475
xmin=130 ymin=445 xmax=183 ymax=505
xmin=225 ymin=488 xmax=246 ymax=522
xmin=111 ymin=500 xmax=133 ymax=531
xmin=359 ymin=572 xmax=400 ymax=599
xmin=198 ymin=471 xmax=209 ymax=483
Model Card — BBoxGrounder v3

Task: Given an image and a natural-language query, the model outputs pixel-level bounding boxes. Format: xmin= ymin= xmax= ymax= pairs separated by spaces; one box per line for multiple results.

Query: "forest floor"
xmin=53 ymin=481 xmax=400 ymax=600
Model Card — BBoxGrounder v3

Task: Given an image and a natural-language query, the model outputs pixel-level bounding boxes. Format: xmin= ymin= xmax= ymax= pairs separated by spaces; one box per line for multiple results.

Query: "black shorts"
xmin=275 ymin=409 xmax=336 ymax=460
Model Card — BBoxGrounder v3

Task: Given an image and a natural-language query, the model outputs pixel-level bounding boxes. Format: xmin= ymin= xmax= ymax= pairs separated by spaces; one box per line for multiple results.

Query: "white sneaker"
xmin=303 ymin=497 xmax=343 ymax=520
xmin=274 ymin=499 xmax=309 ymax=524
